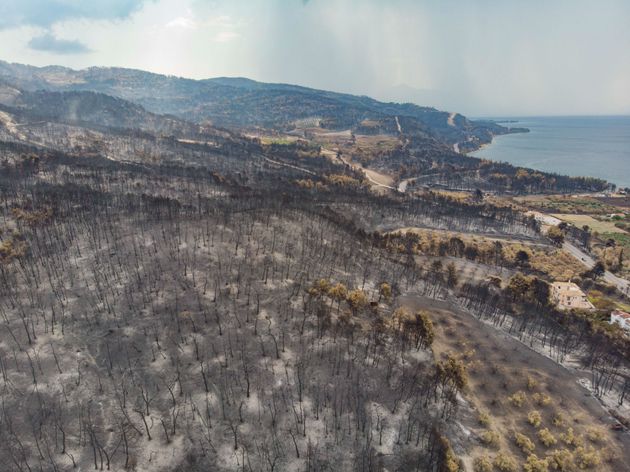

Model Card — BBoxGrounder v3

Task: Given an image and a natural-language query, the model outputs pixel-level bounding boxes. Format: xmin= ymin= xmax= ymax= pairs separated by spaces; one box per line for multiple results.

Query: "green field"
xmin=552 ymin=214 xmax=627 ymax=233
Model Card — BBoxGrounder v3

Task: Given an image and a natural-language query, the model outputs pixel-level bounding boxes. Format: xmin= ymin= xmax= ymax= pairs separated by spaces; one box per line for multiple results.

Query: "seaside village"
xmin=551 ymin=281 xmax=630 ymax=333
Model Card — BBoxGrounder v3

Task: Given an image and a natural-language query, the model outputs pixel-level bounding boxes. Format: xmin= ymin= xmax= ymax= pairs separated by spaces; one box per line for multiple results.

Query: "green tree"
xmin=547 ymin=226 xmax=565 ymax=246
xmin=506 ymin=273 xmax=531 ymax=301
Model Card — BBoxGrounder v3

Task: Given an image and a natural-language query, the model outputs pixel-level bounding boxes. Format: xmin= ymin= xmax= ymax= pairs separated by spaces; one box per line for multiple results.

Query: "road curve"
xmin=563 ymin=241 xmax=630 ymax=295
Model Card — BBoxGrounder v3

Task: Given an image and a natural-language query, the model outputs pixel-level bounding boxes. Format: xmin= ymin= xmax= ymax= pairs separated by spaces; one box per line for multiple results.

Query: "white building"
xmin=550 ymin=282 xmax=595 ymax=311
xmin=610 ymin=310 xmax=630 ymax=331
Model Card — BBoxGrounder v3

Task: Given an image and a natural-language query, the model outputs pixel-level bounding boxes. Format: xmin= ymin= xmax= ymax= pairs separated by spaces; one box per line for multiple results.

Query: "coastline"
xmin=467 ymin=116 xmax=630 ymax=188
xmin=467 ymin=140 xmax=490 ymax=155
xmin=464 ymin=127 xmax=528 ymax=155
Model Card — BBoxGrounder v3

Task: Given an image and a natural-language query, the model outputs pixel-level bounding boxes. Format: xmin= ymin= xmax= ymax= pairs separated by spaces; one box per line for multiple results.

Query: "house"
xmin=550 ymin=282 xmax=595 ymax=311
xmin=610 ymin=310 xmax=630 ymax=331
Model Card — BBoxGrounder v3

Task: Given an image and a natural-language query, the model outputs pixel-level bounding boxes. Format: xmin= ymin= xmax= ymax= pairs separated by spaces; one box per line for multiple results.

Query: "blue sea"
xmin=469 ymin=116 xmax=630 ymax=189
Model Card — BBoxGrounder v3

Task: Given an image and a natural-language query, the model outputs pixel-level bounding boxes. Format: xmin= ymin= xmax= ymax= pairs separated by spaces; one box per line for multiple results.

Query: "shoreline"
xmin=465 ymin=126 xmax=529 ymax=156
xmin=465 ymin=129 xmax=622 ymax=188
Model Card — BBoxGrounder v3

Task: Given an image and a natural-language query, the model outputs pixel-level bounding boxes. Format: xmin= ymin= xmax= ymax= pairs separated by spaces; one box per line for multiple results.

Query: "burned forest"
xmin=0 ymin=63 xmax=629 ymax=472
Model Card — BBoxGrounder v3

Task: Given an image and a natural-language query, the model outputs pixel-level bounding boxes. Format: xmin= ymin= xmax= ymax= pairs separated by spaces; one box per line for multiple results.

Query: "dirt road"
xmin=336 ymin=154 xmax=397 ymax=191
xmin=395 ymin=116 xmax=402 ymax=134
xmin=262 ymin=156 xmax=317 ymax=176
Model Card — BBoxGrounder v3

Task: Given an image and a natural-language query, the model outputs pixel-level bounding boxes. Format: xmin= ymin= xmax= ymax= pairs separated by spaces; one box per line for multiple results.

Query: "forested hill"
xmin=0 ymin=60 xmax=525 ymax=150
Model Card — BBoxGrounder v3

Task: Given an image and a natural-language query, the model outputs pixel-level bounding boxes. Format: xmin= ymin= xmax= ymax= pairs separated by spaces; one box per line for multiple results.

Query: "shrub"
xmin=527 ymin=376 xmax=539 ymax=391
xmin=493 ymin=452 xmax=517 ymax=472
xmin=528 ymin=410 xmax=543 ymax=428
xmin=514 ymin=432 xmax=536 ymax=454
xmin=478 ymin=411 xmax=491 ymax=427
xmin=551 ymin=413 xmax=564 ymax=427
xmin=560 ymin=427 xmax=583 ymax=448
xmin=585 ymin=427 xmax=605 ymax=444
xmin=473 ymin=455 xmax=493 ymax=472
xmin=378 ymin=282 xmax=392 ymax=301
xmin=532 ymin=393 xmax=552 ymax=406
xmin=546 ymin=448 xmax=574 ymax=471
xmin=480 ymin=430 xmax=500 ymax=448
xmin=508 ymin=391 xmax=527 ymax=407
xmin=574 ymin=446 xmax=601 ymax=469
xmin=538 ymin=428 xmax=557 ymax=447
xmin=436 ymin=354 xmax=468 ymax=391
xmin=524 ymin=454 xmax=550 ymax=472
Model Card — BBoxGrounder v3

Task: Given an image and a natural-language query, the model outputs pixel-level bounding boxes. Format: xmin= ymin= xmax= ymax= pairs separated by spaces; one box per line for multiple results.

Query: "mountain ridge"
xmin=0 ymin=59 xmax=527 ymax=151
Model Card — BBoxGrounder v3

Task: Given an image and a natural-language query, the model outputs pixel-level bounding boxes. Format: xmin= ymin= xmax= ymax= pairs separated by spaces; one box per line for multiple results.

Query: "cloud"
xmin=0 ymin=0 xmax=153 ymax=30
xmin=166 ymin=16 xmax=197 ymax=29
xmin=28 ymin=33 xmax=91 ymax=54
xmin=214 ymin=31 xmax=239 ymax=43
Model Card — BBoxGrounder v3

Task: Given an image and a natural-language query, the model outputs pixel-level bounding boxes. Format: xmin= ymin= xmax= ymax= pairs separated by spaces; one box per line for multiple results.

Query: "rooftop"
xmin=612 ymin=310 xmax=630 ymax=320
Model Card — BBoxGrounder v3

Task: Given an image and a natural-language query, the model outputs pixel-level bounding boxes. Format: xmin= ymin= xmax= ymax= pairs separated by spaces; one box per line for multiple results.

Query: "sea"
xmin=469 ymin=116 xmax=630 ymax=189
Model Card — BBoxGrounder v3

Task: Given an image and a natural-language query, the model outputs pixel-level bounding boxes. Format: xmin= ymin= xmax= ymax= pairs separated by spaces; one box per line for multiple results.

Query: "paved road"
xmin=532 ymin=211 xmax=629 ymax=296
xmin=564 ymin=241 xmax=630 ymax=295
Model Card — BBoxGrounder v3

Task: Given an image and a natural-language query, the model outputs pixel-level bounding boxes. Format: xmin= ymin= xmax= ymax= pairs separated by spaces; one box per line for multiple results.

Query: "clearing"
xmin=552 ymin=214 xmax=626 ymax=234
xmin=397 ymin=294 xmax=630 ymax=471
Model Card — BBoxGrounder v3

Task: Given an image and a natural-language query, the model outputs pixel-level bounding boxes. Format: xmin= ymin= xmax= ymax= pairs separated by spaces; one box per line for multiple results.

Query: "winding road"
xmin=531 ymin=212 xmax=630 ymax=295
xmin=563 ymin=240 xmax=630 ymax=295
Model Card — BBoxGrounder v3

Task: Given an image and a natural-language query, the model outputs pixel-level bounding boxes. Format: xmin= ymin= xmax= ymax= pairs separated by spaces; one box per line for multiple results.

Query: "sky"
xmin=0 ymin=0 xmax=629 ymax=116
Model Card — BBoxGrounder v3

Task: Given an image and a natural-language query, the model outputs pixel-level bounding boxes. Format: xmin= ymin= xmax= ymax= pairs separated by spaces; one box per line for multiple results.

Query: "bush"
xmin=560 ymin=427 xmax=583 ymax=448
xmin=574 ymin=446 xmax=601 ymax=469
xmin=538 ymin=428 xmax=557 ymax=447
xmin=532 ymin=393 xmax=552 ymax=406
xmin=473 ymin=455 xmax=493 ymax=472
xmin=551 ymin=413 xmax=564 ymax=427
xmin=528 ymin=410 xmax=543 ymax=428
xmin=514 ymin=432 xmax=536 ymax=454
xmin=438 ymin=434 xmax=464 ymax=472
xmin=527 ymin=376 xmax=539 ymax=391
xmin=478 ymin=411 xmax=491 ymax=427
xmin=493 ymin=452 xmax=517 ymax=472
xmin=508 ymin=391 xmax=527 ymax=407
xmin=524 ymin=454 xmax=550 ymax=472
xmin=480 ymin=430 xmax=500 ymax=448
xmin=546 ymin=449 xmax=575 ymax=471
xmin=585 ymin=427 xmax=605 ymax=444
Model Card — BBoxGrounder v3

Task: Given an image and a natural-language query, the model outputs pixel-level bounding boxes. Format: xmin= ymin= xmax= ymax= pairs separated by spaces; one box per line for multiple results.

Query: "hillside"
xmin=0 ymin=60 xmax=629 ymax=472
xmin=0 ymin=60 xmax=525 ymax=150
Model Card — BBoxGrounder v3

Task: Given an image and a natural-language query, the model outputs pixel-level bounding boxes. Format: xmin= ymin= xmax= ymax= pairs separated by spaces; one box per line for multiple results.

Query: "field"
xmin=551 ymin=214 xmax=627 ymax=234
xmin=398 ymin=295 xmax=630 ymax=472
xmin=514 ymin=195 xmax=621 ymax=215
xmin=602 ymin=232 xmax=630 ymax=250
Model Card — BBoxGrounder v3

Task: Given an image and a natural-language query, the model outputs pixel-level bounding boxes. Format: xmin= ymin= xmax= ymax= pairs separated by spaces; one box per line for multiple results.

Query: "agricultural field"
xmin=398 ymin=295 xmax=630 ymax=472
xmin=551 ymin=214 xmax=627 ymax=234
xmin=515 ymin=195 xmax=622 ymax=215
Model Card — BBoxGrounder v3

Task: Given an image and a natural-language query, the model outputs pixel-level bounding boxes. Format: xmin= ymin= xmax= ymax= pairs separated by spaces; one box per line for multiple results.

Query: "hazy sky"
xmin=1 ymin=0 xmax=629 ymax=116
